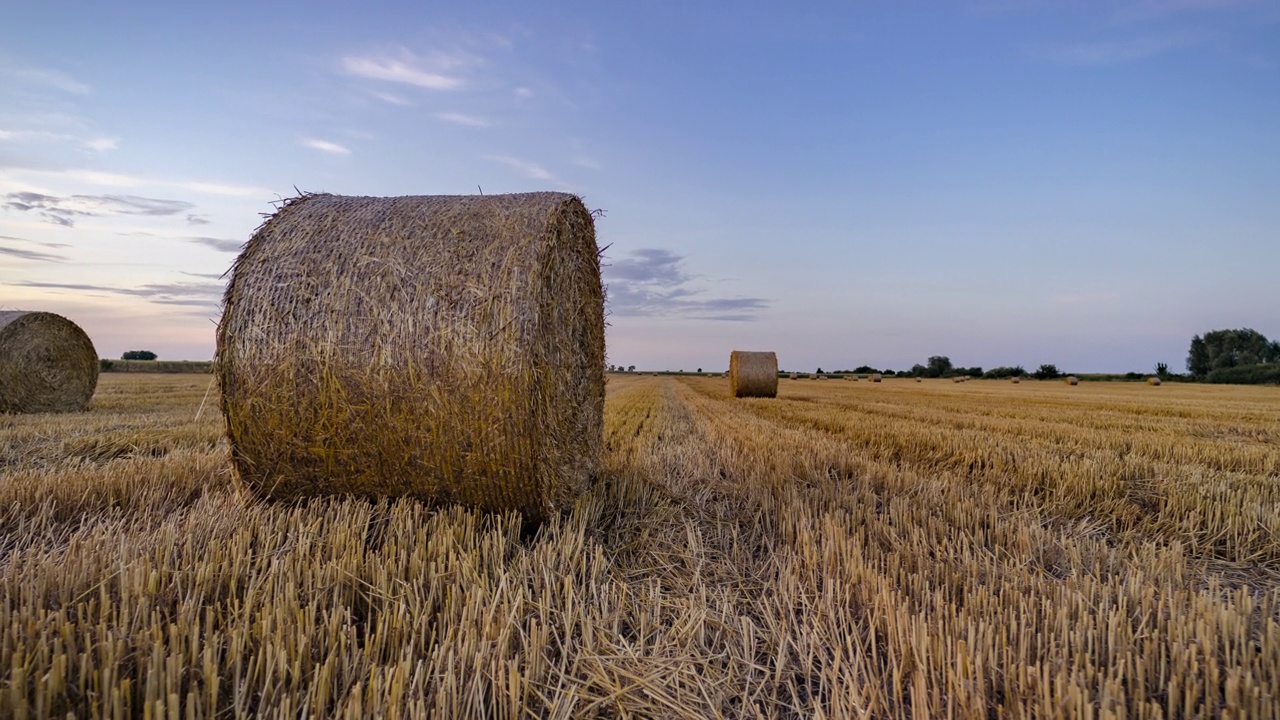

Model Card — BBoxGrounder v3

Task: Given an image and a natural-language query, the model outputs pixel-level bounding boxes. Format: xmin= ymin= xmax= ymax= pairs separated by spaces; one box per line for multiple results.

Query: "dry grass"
xmin=217 ymin=193 xmax=604 ymax=523
xmin=2 ymin=374 xmax=1279 ymax=718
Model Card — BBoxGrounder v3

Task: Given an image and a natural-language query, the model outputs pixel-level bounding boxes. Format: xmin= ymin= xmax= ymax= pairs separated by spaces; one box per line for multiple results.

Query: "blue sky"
xmin=1 ymin=1 xmax=1276 ymax=373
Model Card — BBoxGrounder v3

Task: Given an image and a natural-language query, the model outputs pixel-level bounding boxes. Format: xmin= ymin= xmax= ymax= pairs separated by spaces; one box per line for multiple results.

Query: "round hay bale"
xmin=1066 ymin=376 xmax=1079 ymax=385
xmin=1011 ymin=378 xmax=1021 ymax=384
xmin=1147 ymin=377 xmax=1162 ymax=386
xmin=0 ymin=311 xmax=98 ymax=413
xmin=871 ymin=373 xmax=882 ymax=383
xmin=915 ymin=378 xmax=922 ymax=383
xmin=729 ymin=350 xmax=777 ymax=398
xmin=788 ymin=372 xmax=798 ymax=380
xmin=217 ymin=192 xmax=604 ymax=523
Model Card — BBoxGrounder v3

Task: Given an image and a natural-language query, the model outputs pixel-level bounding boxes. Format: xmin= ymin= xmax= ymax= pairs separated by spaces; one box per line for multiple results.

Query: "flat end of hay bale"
xmin=729 ymin=350 xmax=778 ymax=398
xmin=0 ymin=311 xmax=98 ymax=413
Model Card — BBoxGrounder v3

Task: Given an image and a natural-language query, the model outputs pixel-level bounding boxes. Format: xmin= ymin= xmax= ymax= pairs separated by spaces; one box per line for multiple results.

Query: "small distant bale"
xmin=1147 ymin=377 xmax=1161 ymax=386
xmin=789 ymin=372 xmax=798 ymax=380
xmin=729 ymin=350 xmax=778 ymax=398
xmin=0 ymin=311 xmax=99 ymax=413
xmin=915 ymin=378 xmax=922 ymax=383
xmin=217 ymin=192 xmax=604 ymax=524
xmin=1066 ymin=376 xmax=1079 ymax=385
xmin=1011 ymin=378 xmax=1021 ymax=384
xmin=871 ymin=373 xmax=882 ymax=383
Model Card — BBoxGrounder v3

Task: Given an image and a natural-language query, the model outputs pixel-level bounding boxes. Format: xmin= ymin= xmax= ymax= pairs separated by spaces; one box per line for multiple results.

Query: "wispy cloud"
xmin=341 ymin=50 xmax=466 ymax=90
xmin=572 ymin=155 xmax=601 ymax=170
xmin=604 ymin=249 xmax=771 ymax=321
xmin=301 ymin=138 xmax=351 ymax=155
xmin=186 ymin=214 xmax=211 ymax=226
xmin=186 ymin=236 xmax=242 ymax=252
xmin=0 ymin=64 xmax=90 ymax=94
xmin=3 ymin=191 xmax=194 ymax=227
xmin=17 ymin=279 xmax=223 ymax=309
xmin=436 ymin=111 xmax=492 ymax=127
xmin=515 ymin=87 xmax=534 ymax=98
xmin=0 ymin=166 xmax=270 ymax=198
xmin=1038 ymin=29 xmax=1212 ymax=64
xmin=85 ymin=137 xmax=118 ymax=152
xmin=0 ymin=244 xmax=68 ymax=263
xmin=370 ymin=90 xmax=412 ymax=105
xmin=484 ymin=155 xmax=558 ymax=182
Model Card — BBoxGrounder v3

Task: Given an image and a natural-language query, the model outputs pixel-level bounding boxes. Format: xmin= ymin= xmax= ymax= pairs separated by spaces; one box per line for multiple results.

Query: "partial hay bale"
xmin=217 ymin=192 xmax=604 ymax=523
xmin=871 ymin=373 xmax=882 ymax=383
xmin=1066 ymin=376 xmax=1079 ymax=385
xmin=729 ymin=350 xmax=778 ymax=398
xmin=0 ymin=311 xmax=98 ymax=413
xmin=1147 ymin=377 xmax=1162 ymax=386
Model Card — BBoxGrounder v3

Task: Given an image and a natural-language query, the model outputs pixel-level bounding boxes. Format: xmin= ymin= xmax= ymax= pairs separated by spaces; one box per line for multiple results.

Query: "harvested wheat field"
xmin=3 ymin=373 xmax=1279 ymax=718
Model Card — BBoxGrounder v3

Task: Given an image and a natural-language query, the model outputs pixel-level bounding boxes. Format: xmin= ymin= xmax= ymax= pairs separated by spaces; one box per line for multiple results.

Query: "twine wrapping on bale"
xmin=728 ymin=351 xmax=777 ymax=398
xmin=0 ymin=311 xmax=98 ymax=413
xmin=217 ymin=192 xmax=604 ymax=523
xmin=1147 ymin=377 xmax=1162 ymax=386
xmin=1066 ymin=376 xmax=1079 ymax=386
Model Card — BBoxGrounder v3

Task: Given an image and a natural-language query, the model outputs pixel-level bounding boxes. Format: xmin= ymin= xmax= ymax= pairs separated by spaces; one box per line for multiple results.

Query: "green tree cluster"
xmin=1187 ymin=328 xmax=1280 ymax=377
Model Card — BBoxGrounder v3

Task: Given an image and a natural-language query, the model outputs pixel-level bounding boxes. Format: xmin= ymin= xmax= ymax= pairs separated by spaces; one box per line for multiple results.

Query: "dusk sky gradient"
xmin=1 ymin=1 xmax=1277 ymax=373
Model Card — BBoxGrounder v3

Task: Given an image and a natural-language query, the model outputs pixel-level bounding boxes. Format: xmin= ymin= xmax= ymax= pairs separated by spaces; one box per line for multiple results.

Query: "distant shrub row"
xmin=1204 ymin=364 xmax=1280 ymax=385
xmin=100 ymin=359 xmax=214 ymax=373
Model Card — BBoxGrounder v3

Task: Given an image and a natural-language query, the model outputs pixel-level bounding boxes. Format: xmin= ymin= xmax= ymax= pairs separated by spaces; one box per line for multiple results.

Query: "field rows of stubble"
xmin=2 ymin=374 xmax=1278 ymax=718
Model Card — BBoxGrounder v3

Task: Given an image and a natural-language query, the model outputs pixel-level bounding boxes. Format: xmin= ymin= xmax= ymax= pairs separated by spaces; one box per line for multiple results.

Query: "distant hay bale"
xmin=1011 ymin=378 xmax=1021 ymax=384
xmin=728 ymin=351 xmax=778 ymax=398
xmin=915 ymin=378 xmax=922 ymax=383
xmin=0 ymin=311 xmax=99 ymax=413
xmin=789 ymin=372 xmax=798 ymax=380
xmin=871 ymin=373 xmax=882 ymax=383
xmin=217 ymin=192 xmax=604 ymax=523
xmin=1066 ymin=376 xmax=1079 ymax=385
xmin=1147 ymin=377 xmax=1162 ymax=386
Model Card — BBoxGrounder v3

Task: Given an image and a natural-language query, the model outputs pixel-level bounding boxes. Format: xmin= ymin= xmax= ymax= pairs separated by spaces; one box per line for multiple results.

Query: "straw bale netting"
xmin=1147 ymin=377 xmax=1162 ymax=386
xmin=0 ymin=311 xmax=98 ymax=413
xmin=728 ymin=350 xmax=777 ymax=398
xmin=1066 ymin=376 xmax=1079 ymax=386
xmin=217 ymin=192 xmax=604 ymax=523
xmin=871 ymin=373 xmax=882 ymax=383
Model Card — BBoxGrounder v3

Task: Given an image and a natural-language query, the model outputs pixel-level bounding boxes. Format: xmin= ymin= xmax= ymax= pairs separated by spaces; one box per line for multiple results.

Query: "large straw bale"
xmin=0 ymin=311 xmax=98 ymax=413
xmin=217 ymin=192 xmax=604 ymax=523
xmin=871 ymin=373 xmax=882 ymax=383
xmin=729 ymin=351 xmax=777 ymax=398
xmin=1066 ymin=376 xmax=1079 ymax=385
xmin=1147 ymin=377 xmax=1162 ymax=386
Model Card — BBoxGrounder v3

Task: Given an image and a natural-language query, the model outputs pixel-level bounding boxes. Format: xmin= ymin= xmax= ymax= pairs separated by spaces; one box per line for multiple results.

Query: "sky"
xmin=1 ymin=1 xmax=1277 ymax=373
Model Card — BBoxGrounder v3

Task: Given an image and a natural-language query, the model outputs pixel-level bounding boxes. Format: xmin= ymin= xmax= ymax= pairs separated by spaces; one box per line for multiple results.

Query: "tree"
xmin=122 ymin=350 xmax=157 ymax=360
xmin=696 ymin=368 xmax=702 ymax=373
xmin=1187 ymin=328 xmax=1274 ymax=376
xmin=627 ymin=365 xmax=636 ymax=372
xmin=1033 ymin=364 xmax=1061 ymax=380
xmin=816 ymin=367 xmax=824 ymax=375
xmin=1154 ymin=362 xmax=1169 ymax=378
xmin=926 ymin=356 xmax=952 ymax=378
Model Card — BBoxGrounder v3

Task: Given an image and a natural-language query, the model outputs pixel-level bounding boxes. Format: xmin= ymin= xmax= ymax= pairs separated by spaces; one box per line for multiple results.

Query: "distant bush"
xmin=983 ymin=366 xmax=1026 ymax=379
xmin=1032 ymin=364 xmax=1062 ymax=380
xmin=99 ymin=359 xmax=115 ymax=371
xmin=1204 ymin=364 xmax=1280 ymax=385
xmin=122 ymin=350 xmax=157 ymax=360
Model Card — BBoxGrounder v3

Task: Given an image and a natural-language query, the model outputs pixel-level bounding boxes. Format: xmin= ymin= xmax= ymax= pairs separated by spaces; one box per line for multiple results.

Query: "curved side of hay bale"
xmin=217 ymin=192 xmax=604 ymax=523
xmin=1147 ymin=377 xmax=1162 ymax=386
xmin=871 ymin=373 xmax=882 ymax=383
xmin=1066 ymin=376 xmax=1079 ymax=385
xmin=729 ymin=351 xmax=778 ymax=398
xmin=1011 ymin=378 xmax=1021 ymax=384
xmin=0 ymin=311 xmax=98 ymax=413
